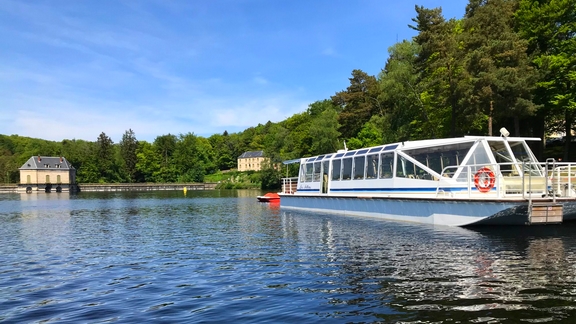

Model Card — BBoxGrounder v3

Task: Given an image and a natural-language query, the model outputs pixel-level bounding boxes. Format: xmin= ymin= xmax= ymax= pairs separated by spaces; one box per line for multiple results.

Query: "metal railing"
xmin=281 ymin=177 xmax=298 ymax=194
xmin=436 ymin=161 xmax=576 ymax=200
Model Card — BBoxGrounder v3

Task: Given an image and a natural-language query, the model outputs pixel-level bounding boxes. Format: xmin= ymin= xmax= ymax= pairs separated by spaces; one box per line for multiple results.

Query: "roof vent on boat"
xmin=500 ymin=127 xmax=510 ymax=138
xmin=337 ymin=140 xmax=348 ymax=153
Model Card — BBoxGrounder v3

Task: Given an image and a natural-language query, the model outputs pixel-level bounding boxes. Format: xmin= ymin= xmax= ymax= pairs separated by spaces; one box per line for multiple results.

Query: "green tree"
xmin=332 ymin=69 xmax=381 ymax=139
xmin=516 ymin=0 xmax=576 ymax=159
xmin=378 ymin=40 xmax=439 ymax=141
xmin=153 ymin=134 xmax=178 ymax=182
xmin=309 ymin=101 xmax=341 ymax=155
xmin=135 ymin=141 xmax=161 ymax=182
xmin=347 ymin=117 xmax=384 ymax=150
xmin=410 ymin=6 xmax=465 ymax=137
xmin=119 ymin=129 xmax=139 ymax=182
xmin=154 ymin=134 xmax=177 ymax=168
xmin=260 ymin=162 xmax=282 ymax=190
xmin=96 ymin=132 xmax=115 ymax=182
xmin=209 ymin=131 xmax=236 ymax=170
xmin=462 ymin=0 xmax=537 ymax=136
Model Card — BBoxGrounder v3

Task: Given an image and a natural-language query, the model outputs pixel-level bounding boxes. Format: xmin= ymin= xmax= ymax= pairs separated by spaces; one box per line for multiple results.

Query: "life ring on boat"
xmin=474 ymin=167 xmax=495 ymax=193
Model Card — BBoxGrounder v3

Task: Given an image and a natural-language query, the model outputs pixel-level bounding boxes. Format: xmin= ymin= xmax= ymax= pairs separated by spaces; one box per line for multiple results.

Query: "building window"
xmin=46 ymin=175 xmax=50 ymax=183
xmin=27 ymin=175 xmax=31 ymax=184
xmin=57 ymin=175 xmax=61 ymax=183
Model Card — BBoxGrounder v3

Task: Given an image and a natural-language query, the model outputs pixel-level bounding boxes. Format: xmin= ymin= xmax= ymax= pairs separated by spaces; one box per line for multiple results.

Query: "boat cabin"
xmin=290 ymin=136 xmax=550 ymax=198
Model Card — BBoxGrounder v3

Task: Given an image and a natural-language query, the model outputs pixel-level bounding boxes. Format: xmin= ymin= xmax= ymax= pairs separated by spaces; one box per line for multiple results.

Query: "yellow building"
xmin=19 ymin=156 xmax=77 ymax=193
xmin=237 ymin=151 xmax=268 ymax=171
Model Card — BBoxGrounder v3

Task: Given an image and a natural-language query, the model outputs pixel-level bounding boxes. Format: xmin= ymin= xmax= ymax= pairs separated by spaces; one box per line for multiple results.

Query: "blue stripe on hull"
xmin=280 ymin=195 xmax=522 ymax=226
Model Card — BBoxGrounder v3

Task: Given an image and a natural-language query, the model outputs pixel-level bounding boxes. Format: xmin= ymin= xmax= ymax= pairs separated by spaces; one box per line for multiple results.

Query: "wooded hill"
xmin=1 ymin=0 xmax=574 ymax=184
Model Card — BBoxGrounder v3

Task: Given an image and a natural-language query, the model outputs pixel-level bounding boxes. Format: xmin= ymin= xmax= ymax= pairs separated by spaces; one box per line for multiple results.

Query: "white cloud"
xmin=253 ymin=76 xmax=269 ymax=85
xmin=321 ymin=47 xmax=337 ymax=56
xmin=1 ymin=0 xmax=469 ymax=145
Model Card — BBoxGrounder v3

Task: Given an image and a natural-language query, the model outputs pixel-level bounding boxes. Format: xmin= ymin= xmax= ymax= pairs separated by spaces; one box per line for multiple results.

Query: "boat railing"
xmin=281 ymin=177 xmax=299 ymax=194
xmin=436 ymin=161 xmax=576 ymax=199
xmin=545 ymin=162 xmax=576 ymax=198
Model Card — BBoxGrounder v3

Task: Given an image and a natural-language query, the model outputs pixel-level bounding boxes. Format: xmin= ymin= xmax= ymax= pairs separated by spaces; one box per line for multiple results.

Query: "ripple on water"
xmin=1 ymin=191 xmax=576 ymax=323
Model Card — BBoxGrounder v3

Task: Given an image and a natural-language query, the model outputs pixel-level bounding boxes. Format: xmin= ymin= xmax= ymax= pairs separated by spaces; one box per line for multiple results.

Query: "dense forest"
xmin=1 ymin=0 xmax=574 ymax=185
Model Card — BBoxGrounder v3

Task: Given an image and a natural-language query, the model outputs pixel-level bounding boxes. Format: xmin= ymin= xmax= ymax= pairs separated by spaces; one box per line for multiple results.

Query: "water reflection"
xmin=0 ymin=191 xmax=575 ymax=323
xmin=277 ymin=211 xmax=576 ymax=322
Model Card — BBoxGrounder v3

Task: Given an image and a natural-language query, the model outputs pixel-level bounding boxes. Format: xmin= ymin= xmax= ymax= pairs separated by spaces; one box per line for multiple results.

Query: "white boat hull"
xmin=279 ymin=194 xmax=576 ymax=226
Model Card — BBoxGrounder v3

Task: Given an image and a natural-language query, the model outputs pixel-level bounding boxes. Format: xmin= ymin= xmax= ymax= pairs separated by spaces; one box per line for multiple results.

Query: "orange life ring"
xmin=474 ymin=167 xmax=495 ymax=193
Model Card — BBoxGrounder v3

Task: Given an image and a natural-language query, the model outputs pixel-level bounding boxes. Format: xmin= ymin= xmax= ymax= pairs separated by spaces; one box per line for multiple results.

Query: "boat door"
xmin=321 ymin=159 xmax=330 ymax=193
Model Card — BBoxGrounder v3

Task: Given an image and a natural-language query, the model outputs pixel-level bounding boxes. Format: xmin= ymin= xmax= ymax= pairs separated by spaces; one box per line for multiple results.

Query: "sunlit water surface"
xmin=1 ymin=190 xmax=576 ymax=323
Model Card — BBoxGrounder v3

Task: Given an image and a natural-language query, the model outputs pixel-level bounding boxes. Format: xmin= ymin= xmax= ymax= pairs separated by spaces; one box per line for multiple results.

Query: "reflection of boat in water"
xmin=279 ymin=131 xmax=576 ymax=226
xmin=257 ymin=192 xmax=280 ymax=203
xmin=278 ymin=209 xmax=576 ymax=318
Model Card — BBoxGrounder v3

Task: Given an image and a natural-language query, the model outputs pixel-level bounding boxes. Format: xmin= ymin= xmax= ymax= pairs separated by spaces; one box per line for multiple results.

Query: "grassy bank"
xmin=204 ymin=171 xmax=262 ymax=189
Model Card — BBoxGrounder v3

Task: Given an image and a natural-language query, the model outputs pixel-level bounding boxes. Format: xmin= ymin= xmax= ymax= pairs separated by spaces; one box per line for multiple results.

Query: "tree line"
xmin=1 ymin=0 xmax=574 ymax=184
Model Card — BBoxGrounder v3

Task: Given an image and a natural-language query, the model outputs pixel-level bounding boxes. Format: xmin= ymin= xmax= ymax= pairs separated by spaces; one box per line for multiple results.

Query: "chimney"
xmin=60 ymin=156 xmax=63 ymax=163
xmin=38 ymin=155 xmax=41 ymax=162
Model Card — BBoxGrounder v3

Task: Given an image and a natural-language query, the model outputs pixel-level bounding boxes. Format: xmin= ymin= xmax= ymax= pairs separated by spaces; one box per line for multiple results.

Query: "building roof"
xmin=238 ymin=151 xmax=265 ymax=159
xmin=19 ymin=156 xmax=75 ymax=170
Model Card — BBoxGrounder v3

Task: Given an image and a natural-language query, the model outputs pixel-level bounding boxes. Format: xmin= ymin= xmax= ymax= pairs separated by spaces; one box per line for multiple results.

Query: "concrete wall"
xmin=78 ymin=183 xmax=218 ymax=191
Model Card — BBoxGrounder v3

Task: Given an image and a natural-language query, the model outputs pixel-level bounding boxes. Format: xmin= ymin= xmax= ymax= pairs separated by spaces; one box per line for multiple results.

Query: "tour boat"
xmin=279 ymin=130 xmax=576 ymax=226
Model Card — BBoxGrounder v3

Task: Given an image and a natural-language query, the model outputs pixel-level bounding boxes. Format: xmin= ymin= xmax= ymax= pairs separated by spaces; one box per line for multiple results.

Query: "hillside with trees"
xmin=1 ymin=0 xmax=574 ymax=185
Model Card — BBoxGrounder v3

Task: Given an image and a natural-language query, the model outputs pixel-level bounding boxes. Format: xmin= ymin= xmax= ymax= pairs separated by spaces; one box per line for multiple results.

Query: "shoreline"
xmin=0 ymin=183 xmax=218 ymax=193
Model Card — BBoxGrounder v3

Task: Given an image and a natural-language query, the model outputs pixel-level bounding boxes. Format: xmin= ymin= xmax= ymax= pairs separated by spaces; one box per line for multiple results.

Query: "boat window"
xmin=322 ymin=160 xmax=330 ymax=179
xmin=396 ymin=155 xmax=433 ymax=180
xmin=467 ymin=143 xmax=492 ymax=170
xmin=317 ymin=155 xmax=325 ymax=160
xmin=384 ymin=144 xmax=398 ymax=151
xmin=300 ymin=164 xmax=306 ymax=182
xmin=335 ymin=153 xmax=345 ymax=158
xmin=353 ymin=155 xmax=365 ymax=180
xmin=332 ymin=159 xmax=341 ymax=181
xmin=403 ymin=142 xmax=474 ymax=177
xmin=342 ymin=158 xmax=353 ymax=180
xmin=345 ymin=151 xmax=356 ymax=157
xmin=508 ymin=141 xmax=541 ymax=176
xmin=313 ymin=161 xmax=321 ymax=182
xmin=488 ymin=141 xmax=515 ymax=177
xmin=325 ymin=154 xmax=333 ymax=159
xmin=357 ymin=149 xmax=369 ymax=155
xmin=379 ymin=152 xmax=394 ymax=179
xmin=369 ymin=147 xmax=383 ymax=153
xmin=453 ymin=143 xmax=490 ymax=181
xmin=408 ymin=151 xmax=442 ymax=175
xmin=366 ymin=154 xmax=378 ymax=179
xmin=303 ymin=163 xmax=314 ymax=182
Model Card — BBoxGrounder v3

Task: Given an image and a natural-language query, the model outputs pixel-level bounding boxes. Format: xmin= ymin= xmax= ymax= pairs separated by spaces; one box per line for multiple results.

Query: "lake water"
xmin=1 ymin=190 xmax=576 ymax=323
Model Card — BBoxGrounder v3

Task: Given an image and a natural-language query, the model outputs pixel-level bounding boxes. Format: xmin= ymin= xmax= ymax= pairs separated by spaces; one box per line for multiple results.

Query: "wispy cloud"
xmin=0 ymin=0 xmax=468 ymax=143
xmin=321 ymin=47 xmax=337 ymax=57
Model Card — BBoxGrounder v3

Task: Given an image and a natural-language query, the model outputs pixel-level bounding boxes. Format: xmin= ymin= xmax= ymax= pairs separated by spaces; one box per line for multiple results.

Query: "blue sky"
xmin=0 ymin=0 xmax=468 ymax=143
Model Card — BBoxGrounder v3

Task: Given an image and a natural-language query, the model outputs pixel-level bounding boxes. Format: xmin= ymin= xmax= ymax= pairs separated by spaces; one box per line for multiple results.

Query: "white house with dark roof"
xmin=237 ymin=151 xmax=269 ymax=171
xmin=19 ymin=156 xmax=77 ymax=193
